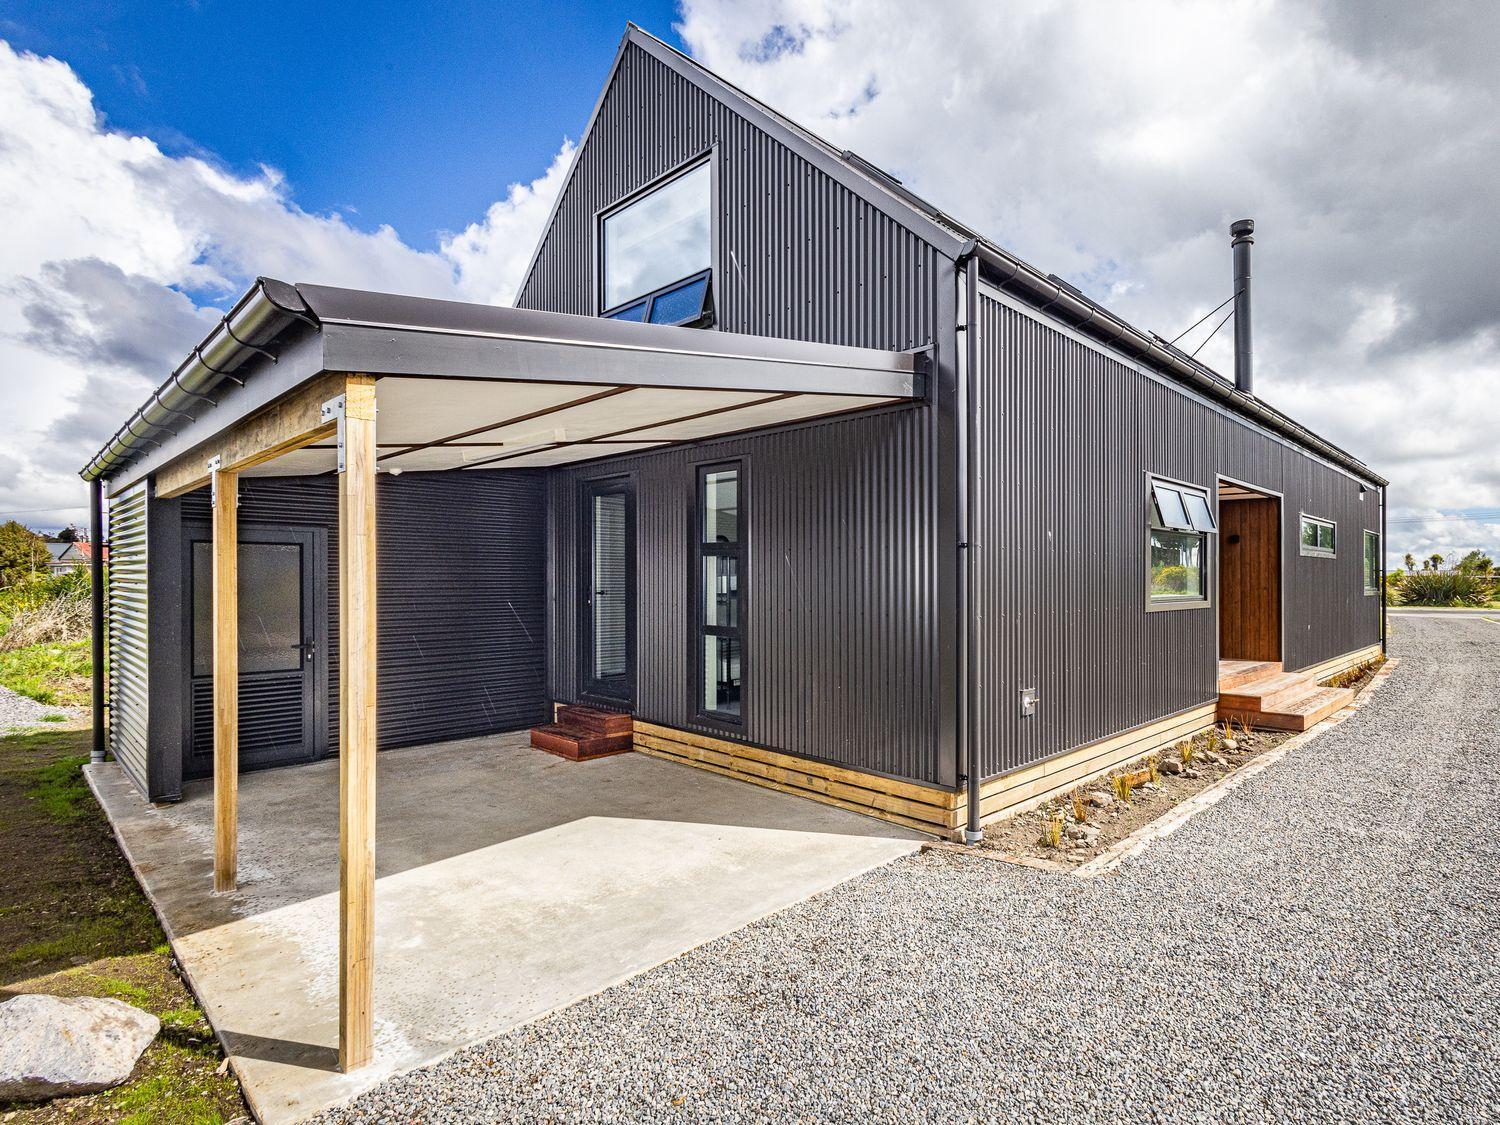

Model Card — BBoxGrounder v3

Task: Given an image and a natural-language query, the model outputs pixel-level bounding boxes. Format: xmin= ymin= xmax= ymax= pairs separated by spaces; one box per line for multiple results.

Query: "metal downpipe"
xmin=1380 ymin=485 xmax=1388 ymax=655
xmin=957 ymin=249 xmax=982 ymax=844
xmin=89 ymin=477 xmax=106 ymax=765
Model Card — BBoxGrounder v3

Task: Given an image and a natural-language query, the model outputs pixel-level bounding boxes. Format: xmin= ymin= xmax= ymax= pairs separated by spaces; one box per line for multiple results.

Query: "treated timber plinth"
xmin=530 ymin=706 xmax=634 ymax=761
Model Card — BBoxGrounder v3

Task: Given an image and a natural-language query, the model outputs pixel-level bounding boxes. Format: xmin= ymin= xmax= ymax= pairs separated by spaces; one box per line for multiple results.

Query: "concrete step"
xmin=1218 ymin=671 xmax=1316 ymax=712
xmin=529 ymin=724 xmax=633 ymax=761
xmin=1218 ymin=660 xmax=1283 ymax=692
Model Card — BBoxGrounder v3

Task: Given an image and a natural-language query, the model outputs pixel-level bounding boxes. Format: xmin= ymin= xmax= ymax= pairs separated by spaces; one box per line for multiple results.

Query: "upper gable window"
xmin=601 ymin=161 xmax=712 ymax=324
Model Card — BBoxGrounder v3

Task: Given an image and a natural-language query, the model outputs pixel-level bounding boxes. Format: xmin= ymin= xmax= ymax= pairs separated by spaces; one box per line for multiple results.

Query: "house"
xmin=78 ymin=26 xmax=1386 ymax=1070
xmin=47 ymin=539 xmax=105 ymax=572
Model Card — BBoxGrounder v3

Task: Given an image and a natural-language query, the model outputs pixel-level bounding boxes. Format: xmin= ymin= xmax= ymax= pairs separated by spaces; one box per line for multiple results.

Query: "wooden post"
xmin=211 ymin=462 xmax=238 ymax=892
xmin=337 ymin=376 xmax=378 ymax=1071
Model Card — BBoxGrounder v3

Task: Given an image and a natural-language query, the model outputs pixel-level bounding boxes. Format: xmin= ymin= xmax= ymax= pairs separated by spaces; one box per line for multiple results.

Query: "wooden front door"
xmin=1219 ymin=495 xmax=1281 ymax=662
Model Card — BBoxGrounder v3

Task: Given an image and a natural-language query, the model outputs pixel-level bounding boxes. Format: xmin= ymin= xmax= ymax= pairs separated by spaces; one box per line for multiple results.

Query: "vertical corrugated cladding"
xmin=516 ymin=42 xmax=937 ymax=354
xmin=971 ymin=291 xmax=1380 ymax=779
xmin=176 ymin=468 xmax=549 ymax=756
xmin=549 ymin=403 xmax=945 ymax=786
xmin=106 ymin=480 xmax=150 ymax=792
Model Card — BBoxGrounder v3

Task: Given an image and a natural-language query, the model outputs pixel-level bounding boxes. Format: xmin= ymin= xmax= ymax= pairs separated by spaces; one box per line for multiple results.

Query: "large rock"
xmin=0 ymin=994 xmax=159 ymax=1102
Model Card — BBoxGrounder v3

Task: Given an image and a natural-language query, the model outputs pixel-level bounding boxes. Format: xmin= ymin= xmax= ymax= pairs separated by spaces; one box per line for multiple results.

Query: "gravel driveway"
xmin=0 ymin=683 xmax=71 ymax=729
xmin=321 ymin=615 xmax=1499 ymax=1123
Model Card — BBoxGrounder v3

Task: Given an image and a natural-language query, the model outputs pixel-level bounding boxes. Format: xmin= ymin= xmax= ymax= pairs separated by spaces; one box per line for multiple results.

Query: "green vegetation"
xmin=1389 ymin=549 xmax=1499 ymax=607
xmin=0 ymin=727 xmax=247 ymax=1122
xmin=0 ymin=568 xmax=93 ymax=708
xmin=0 ymin=521 xmax=53 ymax=588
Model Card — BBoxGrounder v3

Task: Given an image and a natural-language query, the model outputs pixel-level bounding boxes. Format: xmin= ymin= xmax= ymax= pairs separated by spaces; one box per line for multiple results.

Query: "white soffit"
xmin=241 ymin=446 xmax=338 ymax=477
xmin=374 ymin=377 xmax=614 ymax=445
xmin=626 ymin=393 xmax=892 ymax=441
xmin=463 ymin=386 xmax=774 ymax=445
xmin=476 ymin=441 xmax=668 ymax=469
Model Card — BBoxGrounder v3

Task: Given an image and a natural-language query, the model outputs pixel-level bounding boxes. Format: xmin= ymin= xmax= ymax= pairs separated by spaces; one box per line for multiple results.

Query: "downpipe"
xmin=89 ymin=477 xmax=106 ymax=765
xmin=956 ymin=247 xmax=982 ymax=844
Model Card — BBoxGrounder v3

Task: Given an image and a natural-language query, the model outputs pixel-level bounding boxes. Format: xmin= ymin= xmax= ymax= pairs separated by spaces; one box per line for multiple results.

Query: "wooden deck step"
xmin=1217 ymin=659 xmax=1283 ymax=692
xmin=1218 ymin=671 xmax=1318 ymax=712
xmin=554 ymin=705 xmax=633 ymax=737
xmin=529 ymin=723 xmax=633 ymax=762
xmin=1219 ymin=684 xmax=1355 ymax=732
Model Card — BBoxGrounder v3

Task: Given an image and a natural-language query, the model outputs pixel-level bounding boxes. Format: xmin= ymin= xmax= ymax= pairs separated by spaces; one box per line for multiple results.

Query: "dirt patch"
xmin=0 ymin=726 xmax=247 ymax=1123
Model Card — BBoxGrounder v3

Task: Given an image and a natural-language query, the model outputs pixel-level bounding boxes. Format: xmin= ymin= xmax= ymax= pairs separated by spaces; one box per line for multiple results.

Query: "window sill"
xmin=1146 ymin=597 xmax=1213 ymax=613
xmin=1300 ymin=549 xmax=1337 ymax=559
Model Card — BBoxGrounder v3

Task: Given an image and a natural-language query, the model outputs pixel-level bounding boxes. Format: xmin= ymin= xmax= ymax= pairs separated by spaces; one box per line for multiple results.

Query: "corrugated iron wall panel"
xmin=177 ymin=468 xmax=548 ymax=757
xmin=548 ymin=405 xmax=945 ymax=786
xmin=972 ymin=292 xmax=1381 ymax=779
xmin=107 ymin=481 xmax=150 ymax=791
xmin=517 ymin=42 xmax=941 ymax=356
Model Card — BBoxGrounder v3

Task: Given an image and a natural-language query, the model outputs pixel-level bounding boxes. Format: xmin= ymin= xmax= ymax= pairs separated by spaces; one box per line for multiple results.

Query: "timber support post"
xmin=210 ymin=457 xmax=239 ymax=892
xmin=333 ymin=376 xmax=378 ymax=1072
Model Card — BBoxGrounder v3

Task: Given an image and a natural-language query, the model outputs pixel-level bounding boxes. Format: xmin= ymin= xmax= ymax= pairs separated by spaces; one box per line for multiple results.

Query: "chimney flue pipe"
xmin=1230 ymin=218 xmax=1255 ymax=395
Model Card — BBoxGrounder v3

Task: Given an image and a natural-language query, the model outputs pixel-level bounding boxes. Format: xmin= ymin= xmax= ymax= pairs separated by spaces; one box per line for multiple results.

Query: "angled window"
xmin=1300 ymin=515 xmax=1336 ymax=558
xmin=694 ymin=463 xmax=743 ymax=723
xmin=1148 ymin=477 xmax=1215 ymax=610
xmin=601 ymin=161 xmax=713 ymax=326
xmin=1363 ymin=530 xmax=1381 ymax=594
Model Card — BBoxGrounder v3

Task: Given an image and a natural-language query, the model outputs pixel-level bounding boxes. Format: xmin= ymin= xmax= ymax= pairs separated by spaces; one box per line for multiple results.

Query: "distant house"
xmin=46 ymin=540 xmax=105 ymax=572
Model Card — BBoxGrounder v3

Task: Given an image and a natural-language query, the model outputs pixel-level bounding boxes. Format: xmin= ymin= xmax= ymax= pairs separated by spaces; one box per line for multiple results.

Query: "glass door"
xmin=579 ymin=478 xmax=635 ymax=703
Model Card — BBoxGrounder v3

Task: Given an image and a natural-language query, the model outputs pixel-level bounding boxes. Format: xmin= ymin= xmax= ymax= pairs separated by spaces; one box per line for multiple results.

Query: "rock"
xmin=0 ymin=995 xmax=159 ymax=1102
xmin=1183 ymin=767 xmax=1203 ymax=779
xmin=1159 ymin=757 xmax=1183 ymax=775
xmin=1223 ymin=737 xmax=1239 ymax=752
xmin=1200 ymin=750 xmax=1222 ymax=765
xmin=1085 ymin=791 xmax=1114 ymax=808
xmin=1065 ymin=824 xmax=1101 ymax=845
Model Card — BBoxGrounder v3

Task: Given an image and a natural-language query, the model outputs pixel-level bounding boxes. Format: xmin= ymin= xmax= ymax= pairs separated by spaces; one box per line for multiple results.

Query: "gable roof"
xmin=521 ymin=26 xmax=1384 ymax=487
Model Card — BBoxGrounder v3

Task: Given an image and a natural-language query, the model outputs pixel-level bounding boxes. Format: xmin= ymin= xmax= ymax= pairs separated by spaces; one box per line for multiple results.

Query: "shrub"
xmin=1396 ymin=570 xmax=1489 ymax=607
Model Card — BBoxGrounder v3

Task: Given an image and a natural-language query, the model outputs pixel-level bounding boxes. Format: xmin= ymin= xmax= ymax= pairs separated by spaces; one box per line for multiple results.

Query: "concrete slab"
xmin=87 ymin=734 xmax=921 ymax=1123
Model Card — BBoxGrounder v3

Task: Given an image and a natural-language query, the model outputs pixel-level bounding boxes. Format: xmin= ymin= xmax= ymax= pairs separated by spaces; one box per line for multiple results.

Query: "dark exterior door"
xmin=579 ymin=478 xmax=635 ymax=705
xmin=184 ymin=523 xmax=326 ymax=777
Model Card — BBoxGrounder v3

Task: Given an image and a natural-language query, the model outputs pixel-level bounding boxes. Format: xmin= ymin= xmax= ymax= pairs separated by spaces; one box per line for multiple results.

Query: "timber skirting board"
xmin=635 ymin=704 xmax=1216 ymax=839
xmin=1293 ymin=643 xmax=1384 ymax=684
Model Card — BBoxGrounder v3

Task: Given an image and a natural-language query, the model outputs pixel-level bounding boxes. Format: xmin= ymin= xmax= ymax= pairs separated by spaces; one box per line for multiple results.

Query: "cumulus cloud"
xmin=677 ymin=0 xmax=1500 ymax=563
xmin=0 ymin=40 xmax=568 ymax=528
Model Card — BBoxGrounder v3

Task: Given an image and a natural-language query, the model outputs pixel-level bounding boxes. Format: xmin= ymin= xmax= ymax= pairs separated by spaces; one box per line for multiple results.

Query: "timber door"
xmin=184 ymin=524 xmax=326 ymax=777
xmin=1218 ymin=489 xmax=1282 ymax=663
xmin=579 ymin=477 xmax=635 ymax=705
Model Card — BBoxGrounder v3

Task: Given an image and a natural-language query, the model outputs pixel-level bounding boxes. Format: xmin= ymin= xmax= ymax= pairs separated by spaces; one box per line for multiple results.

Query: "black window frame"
xmin=1363 ymin=529 xmax=1381 ymax=595
xmin=1146 ymin=474 xmax=1215 ymax=612
xmin=596 ymin=154 xmax=717 ymax=327
xmin=1300 ymin=514 xmax=1337 ymax=558
xmin=692 ymin=459 xmax=745 ymax=727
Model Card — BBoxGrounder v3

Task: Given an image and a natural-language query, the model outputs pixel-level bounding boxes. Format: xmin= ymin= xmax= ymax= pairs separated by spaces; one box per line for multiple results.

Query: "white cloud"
xmin=676 ymin=0 xmax=1500 ymax=563
xmin=0 ymin=40 xmax=568 ymax=530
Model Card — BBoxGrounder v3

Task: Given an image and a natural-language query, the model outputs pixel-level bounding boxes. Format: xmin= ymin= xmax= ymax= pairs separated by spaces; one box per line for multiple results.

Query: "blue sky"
xmin=0 ymin=0 xmax=683 ymax=247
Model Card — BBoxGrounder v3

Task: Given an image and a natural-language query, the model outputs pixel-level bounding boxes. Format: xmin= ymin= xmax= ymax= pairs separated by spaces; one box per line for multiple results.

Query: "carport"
xmin=82 ymin=279 xmax=921 ymax=1079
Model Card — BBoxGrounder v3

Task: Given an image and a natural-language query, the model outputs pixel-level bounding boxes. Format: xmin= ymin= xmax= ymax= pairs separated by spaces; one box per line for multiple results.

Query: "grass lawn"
xmin=0 ymin=726 xmax=247 ymax=1123
xmin=0 ymin=640 xmax=90 ymax=708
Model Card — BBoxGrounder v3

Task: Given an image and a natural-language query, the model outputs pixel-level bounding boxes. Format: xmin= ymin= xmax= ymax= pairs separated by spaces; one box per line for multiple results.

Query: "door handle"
xmin=293 ymin=641 xmax=316 ymax=662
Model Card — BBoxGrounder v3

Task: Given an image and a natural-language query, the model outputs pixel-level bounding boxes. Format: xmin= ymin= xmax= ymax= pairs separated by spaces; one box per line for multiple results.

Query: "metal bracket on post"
xmin=208 ymin=455 xmax=223 ymax=507
xmin=322 ymin=394 xmax=348 ymax=474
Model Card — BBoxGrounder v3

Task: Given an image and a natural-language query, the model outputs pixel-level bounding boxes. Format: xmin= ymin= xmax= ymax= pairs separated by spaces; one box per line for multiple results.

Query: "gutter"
xmin=970 ymin=242 xmax=1388 ymax=488
xmin=79 ymin=278 xmax=315 ymax=483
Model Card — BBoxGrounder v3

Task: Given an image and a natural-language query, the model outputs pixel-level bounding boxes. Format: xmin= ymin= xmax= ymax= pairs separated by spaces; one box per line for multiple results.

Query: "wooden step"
xmin=554 ymin=705 xmax=633 ymax=737
xmin=1217 ymin=659 xmax=1283 ymax=692
xmin=530 ymin=724 xmax=633 ymax=762
xmin=1219 ymin=685 xmax=1355 ymax=732
xmin=1218 ymin=671 xmax=1316 ymax=713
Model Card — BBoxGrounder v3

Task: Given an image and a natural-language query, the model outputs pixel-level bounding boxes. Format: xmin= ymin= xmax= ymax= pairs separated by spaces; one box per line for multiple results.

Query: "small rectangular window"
xmin=602 ymin=161 xmax=712 ymax=317
xmin=1148 ymin=477 xmax=1213 ymax=609
xmin=1363 ymin=530 xmax=1380 ymax=594
xmin=1301 ymin=515 xmax=1336 ymax=558
xmin=695 ymin=463 xmax=743 ymax=722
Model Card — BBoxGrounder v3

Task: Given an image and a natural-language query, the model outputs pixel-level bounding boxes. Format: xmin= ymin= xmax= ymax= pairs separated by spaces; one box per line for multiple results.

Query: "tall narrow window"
xmin=1148 ymin=477 xmax=1216 ymax=609
xmin=601 ymin=161 xmax=713 ymax=325
xmin=695 ymin=463 xmax=742 ymax=722
xmin=1363 ymin=530 xmax=1381 ymax=595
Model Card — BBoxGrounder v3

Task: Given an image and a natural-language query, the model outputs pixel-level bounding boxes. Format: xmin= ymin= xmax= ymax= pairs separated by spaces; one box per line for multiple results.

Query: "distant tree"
xmin=1426 ymin=553 xmax=1445 ymax=571
xmin=1456 ymin=549 xmax=1494 ymax=574
xmin=0 ymin=521 xmax=50 ymax=586
xmin=1403 ymin=553 xmax=1417 ymax=571
xmin=56 ymin=524 xmax=82 ymax=542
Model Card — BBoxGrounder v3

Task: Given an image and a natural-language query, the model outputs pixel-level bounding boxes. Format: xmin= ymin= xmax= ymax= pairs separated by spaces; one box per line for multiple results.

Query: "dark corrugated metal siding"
xmin=517 ymin=41 xmax=944 ymax=355
xmin=175 ymin=469 xmax=547 ymax=775
xmin=549 ymin=405 xmax=946 ymax=786
xmin=106 ymin=481 xmax=150 ymax=792
xmin=971 ymin=290 xmax=1381 ymax=779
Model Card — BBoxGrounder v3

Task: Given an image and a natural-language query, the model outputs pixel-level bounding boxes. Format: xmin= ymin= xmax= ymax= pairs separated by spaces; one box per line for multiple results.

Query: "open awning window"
xmin=1151 ymin=479 xmax=1217 ymax=533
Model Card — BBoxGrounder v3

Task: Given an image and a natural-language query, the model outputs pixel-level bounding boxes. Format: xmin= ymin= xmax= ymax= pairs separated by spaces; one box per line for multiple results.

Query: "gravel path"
xmin=0 ymin=683 xmax=71 ymax=728
xmin=322 ymin=616 xmax=1500 ymax=1123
